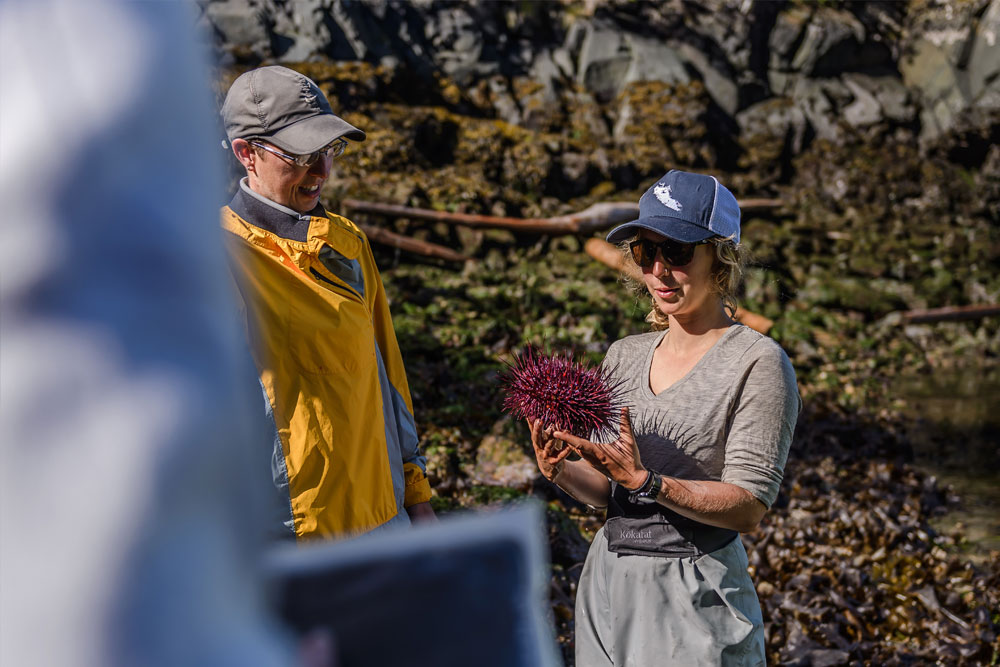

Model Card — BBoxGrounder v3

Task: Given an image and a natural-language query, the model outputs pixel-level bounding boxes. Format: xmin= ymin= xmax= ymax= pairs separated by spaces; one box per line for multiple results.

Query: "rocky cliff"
xmin=200 ymin=0 xmax=999 ymax=152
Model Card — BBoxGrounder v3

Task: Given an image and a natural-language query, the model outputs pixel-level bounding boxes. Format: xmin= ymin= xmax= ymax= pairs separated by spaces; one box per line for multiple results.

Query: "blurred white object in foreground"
xmin=0 ymin=2 xmax=291 ymax=665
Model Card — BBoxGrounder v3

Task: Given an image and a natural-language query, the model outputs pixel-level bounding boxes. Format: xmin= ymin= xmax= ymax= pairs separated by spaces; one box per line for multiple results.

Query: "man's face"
xmin=245 ymin=141 xmax=333 ymax=214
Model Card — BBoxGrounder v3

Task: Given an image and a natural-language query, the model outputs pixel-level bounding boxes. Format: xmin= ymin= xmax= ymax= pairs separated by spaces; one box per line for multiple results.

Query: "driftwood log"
xmin=344 ymin=198 xmax=783 ymax=236
xmin=584 ymin=238 xmax=775 ymax=335
xmin=897 ymin=304 xmax=1000 ymax=324
xmin=352 ymin=199 xmax=997 ymax=333
xmin=358 ymin=223 xmax=470 ymax=263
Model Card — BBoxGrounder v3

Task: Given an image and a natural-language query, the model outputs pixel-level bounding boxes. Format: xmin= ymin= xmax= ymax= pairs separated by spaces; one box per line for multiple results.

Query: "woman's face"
xmin=638 ymin=229 xmax=719 ymax=321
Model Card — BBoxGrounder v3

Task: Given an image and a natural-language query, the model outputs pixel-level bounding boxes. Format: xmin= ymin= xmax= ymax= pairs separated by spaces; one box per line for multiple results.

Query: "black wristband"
xmin=624 ymin=471 xmax=652 ymax=494
xmin=628 ymin=472 xmax=661 ymax=505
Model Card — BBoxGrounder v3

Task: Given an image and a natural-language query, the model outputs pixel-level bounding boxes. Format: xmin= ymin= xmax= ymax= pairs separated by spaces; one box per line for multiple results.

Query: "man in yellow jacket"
xmin=220 ymin=66 xmax=435 ymax=539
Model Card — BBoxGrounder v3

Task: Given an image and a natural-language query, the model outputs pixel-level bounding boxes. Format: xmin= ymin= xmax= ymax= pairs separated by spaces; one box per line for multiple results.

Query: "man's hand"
xmin=554 ymin=407 xmax=648 ymax=490
xmin=405 ymin=501 xmax=438 ymax=524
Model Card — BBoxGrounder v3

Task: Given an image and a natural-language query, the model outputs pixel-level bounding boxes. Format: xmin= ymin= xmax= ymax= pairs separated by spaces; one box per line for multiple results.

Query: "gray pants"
xmin=575 ymin=526 xmax=766 ymax=666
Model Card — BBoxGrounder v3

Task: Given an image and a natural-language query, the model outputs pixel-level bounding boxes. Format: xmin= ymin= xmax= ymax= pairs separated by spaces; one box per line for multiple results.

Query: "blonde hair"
xmin=619 ymin=236 xmax=748 ymax=331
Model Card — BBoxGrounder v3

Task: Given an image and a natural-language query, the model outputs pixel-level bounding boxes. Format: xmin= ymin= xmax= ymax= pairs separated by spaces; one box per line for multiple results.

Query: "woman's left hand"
xmin=554 ymin=407 xmax=648 ymax=491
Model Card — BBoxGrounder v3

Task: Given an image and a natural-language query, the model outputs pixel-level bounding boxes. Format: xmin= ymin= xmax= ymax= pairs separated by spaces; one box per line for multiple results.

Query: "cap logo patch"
xmin=653 ymin=183 xmax=682 ymax=212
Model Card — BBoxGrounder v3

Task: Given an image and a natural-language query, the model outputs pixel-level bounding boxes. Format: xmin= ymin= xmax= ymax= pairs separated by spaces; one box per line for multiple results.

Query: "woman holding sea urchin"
xmin=528 ymin=170 xmax=800 ymax=666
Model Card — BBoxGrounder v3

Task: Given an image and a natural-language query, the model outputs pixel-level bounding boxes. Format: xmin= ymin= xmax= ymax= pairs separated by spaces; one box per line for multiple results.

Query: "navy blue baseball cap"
xmin=606 ymin=170 xmax=741 ymax=244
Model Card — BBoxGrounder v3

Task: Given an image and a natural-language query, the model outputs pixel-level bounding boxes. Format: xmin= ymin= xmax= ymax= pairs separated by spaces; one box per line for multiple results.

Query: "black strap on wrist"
xmin=627 ymin=471 xmax=662 ymax=504
xmin=625 ymin=471 xmax=653 ymax=494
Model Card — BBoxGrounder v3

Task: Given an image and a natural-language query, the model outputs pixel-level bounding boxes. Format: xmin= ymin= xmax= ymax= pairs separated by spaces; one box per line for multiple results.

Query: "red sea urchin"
xmin=499 ymin=348 xmax=628 ymax=439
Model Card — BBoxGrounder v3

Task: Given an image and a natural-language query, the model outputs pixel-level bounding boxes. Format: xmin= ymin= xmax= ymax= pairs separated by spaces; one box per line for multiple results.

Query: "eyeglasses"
xmin=629 ymin=238 xmax=706 ymax=268
xmin=249 ymin=138 xmax=347 ymax=167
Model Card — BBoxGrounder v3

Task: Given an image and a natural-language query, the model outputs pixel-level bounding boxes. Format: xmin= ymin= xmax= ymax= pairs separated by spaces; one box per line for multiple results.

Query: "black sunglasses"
xmin=629 ymin=238 xmax=706 ymax=268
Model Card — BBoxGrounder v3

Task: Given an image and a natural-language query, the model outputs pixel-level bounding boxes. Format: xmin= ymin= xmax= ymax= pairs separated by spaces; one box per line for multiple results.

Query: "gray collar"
xmin=239 ymin=178 xmax=314 ymax=223
xmin=229 ymin=179 xmax=324 ymax=242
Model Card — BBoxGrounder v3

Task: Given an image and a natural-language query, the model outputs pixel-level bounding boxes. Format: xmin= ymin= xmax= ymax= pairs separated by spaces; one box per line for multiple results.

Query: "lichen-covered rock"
xmin=968 ymin=0 xmax=1000 ymax=106
xmin=900 ymin=0 xmax=997 ymax=141
xmin=611 ymin=80 xmax=714 ymax=178
xmin=205 ymin=0 xmax=998 ymax=168
xmin=570 ymin=20 xmax=690 ymax=102
xmin=202 ymin=0 xmax=270 ymax=60
xmin=470 ymin=432 xmax=537 ymax=490
xmin=736 ymin=96 xmax=809 ymax=184
xmin=842 ymin=73 xmax=915 ymax=125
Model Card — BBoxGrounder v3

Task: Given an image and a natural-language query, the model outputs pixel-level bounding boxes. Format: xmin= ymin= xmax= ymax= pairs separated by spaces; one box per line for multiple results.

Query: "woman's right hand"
xmin=528 ymin=418 xmax=572 ymax=482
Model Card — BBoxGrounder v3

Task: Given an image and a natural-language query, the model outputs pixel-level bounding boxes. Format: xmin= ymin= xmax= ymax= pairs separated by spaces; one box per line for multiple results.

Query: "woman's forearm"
xmin=654 ymin=477 xmax=767 ymax=533
xmin=553 ymin=459 xmax=611 ymax=508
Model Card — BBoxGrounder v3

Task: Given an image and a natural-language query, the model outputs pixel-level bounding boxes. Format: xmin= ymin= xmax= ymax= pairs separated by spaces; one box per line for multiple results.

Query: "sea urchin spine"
xmin=499 ymin=348 xmax=628 ymax=439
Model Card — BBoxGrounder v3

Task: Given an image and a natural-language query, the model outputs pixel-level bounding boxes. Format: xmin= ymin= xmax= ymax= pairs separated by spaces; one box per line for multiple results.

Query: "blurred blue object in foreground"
xmin=266 ymin=503 xmax=564 ymax=667
xmin=0 ymin=1 xmax=292 ymax=665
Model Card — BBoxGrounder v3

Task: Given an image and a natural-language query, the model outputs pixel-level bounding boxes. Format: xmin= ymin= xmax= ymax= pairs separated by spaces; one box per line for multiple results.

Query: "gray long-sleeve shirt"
xmin=603 ymin=324 xmax=800 ymax=509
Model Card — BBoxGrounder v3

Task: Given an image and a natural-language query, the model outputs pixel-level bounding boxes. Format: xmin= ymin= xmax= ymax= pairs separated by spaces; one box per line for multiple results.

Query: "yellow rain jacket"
xmin=222 ymin=186 xmax=431 ymax=538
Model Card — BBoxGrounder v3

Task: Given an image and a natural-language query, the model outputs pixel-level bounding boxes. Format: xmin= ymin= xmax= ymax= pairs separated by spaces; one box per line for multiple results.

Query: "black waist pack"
xmin=604 ymin=484 xmax=737 ymax=558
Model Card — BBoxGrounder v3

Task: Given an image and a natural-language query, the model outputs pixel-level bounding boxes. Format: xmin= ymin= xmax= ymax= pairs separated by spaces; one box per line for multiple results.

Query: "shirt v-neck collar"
xmin=642 ymin=324 xmax=740 ymax=399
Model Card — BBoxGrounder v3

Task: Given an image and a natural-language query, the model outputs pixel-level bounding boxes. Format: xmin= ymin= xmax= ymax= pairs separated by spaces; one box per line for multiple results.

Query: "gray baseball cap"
xmin=221 ymin=66 xmax=365 ymax=154
xmin=606 ymin=170 xmax=741 ymax=244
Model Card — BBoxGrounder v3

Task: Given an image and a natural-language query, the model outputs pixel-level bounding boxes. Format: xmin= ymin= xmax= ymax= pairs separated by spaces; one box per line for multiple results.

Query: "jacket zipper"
xmin=309 ymin=266 xmax=364 ymax=304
